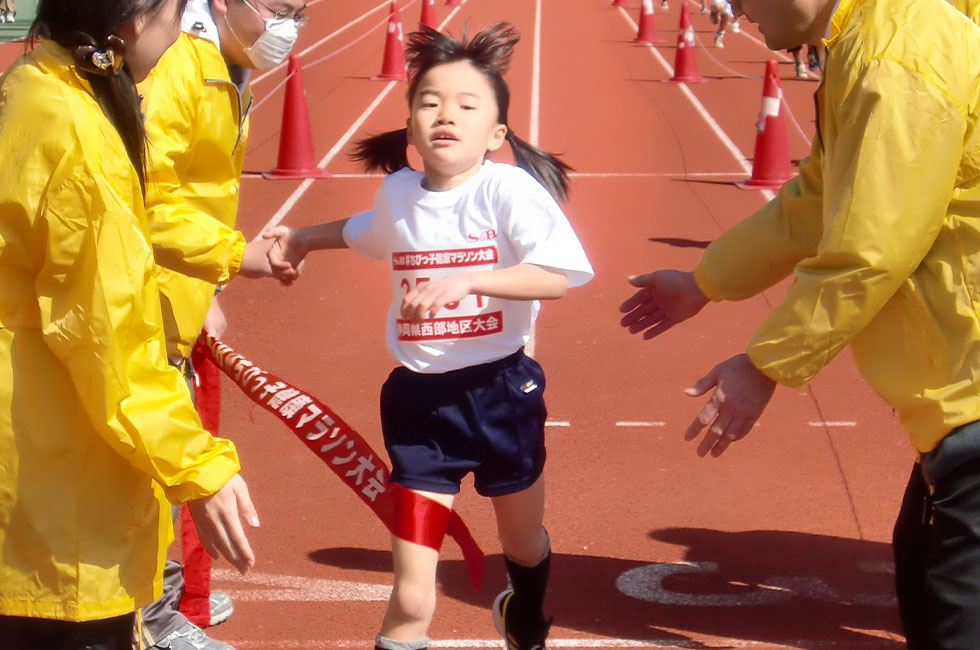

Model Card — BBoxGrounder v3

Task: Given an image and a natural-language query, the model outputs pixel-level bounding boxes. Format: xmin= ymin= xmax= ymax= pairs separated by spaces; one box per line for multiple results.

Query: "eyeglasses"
xmin=247 ymin=0 xmax=310 ymax=26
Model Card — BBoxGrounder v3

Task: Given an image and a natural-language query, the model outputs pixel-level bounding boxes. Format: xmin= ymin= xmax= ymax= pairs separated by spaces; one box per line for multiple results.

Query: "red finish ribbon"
xmin=195 ymin=334 xmax=485 ymax=590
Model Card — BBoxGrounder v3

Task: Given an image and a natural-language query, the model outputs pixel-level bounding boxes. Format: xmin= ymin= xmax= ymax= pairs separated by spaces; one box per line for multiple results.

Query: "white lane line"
xmin=808 ymin=421 xmax=857 ymax=427
xmin=530 ymin=0 xmax=542 ymax=145
xmin=244 ymin=171 xmax=749 ymax=180
xmin=568 ymin=171 xmax=745 ymax=178
xmin=525 ymin=0 xmax=543 ymax=359
xmin=545 ymin=420 xmax=571 ymax=427
xmin=616 ymin=421 xmax=667 ymax=427
xmin=231 ymin=639 xmax=901 ymax=649
xmin=615 ymin=7 xmax=775 ymax=202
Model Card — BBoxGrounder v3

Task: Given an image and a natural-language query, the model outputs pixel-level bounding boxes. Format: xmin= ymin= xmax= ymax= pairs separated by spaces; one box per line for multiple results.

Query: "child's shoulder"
xmin=481 ymin=161 xmax=559 ymax=206
xmin=481 ymin=160 xmax=549 ymax=195
xmin=380 ymin=166 xmax=425 ymax=192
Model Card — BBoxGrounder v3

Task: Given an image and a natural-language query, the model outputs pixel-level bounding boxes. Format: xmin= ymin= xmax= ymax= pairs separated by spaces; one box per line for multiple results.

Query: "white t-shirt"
xmin=343 ymin=160 xmax=594 ymax=374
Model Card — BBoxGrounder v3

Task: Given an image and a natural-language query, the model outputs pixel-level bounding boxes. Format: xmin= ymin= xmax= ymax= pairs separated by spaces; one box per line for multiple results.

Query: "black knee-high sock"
xmin=504 ymin=549 xmax=551 ymax=627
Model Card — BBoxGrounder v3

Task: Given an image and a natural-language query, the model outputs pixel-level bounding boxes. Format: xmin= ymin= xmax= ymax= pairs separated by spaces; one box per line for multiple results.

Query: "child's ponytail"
xmin=350 ymin=128 xmax=411 ymax=174
xmin=504 ymin=130 xmax=573 ymax=202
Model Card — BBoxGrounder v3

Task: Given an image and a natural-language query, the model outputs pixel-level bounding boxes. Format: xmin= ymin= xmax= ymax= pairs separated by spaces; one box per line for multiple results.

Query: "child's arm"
xmin=401 ymin=263 xmax=567 ymax=323
xmin=263 ymin=219 xmax=351 ymax=283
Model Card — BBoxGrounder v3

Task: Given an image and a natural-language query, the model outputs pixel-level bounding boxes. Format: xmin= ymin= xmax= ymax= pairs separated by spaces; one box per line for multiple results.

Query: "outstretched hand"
xmin=186 ymin=473 xmax=259 ymax=575
xmin=262 ymin=226 xmax=306 ymax=285
xmin=619 ymin=270 xmax=710 ymax=340
xmin=683 ymin=354 xmax=776 ymax=457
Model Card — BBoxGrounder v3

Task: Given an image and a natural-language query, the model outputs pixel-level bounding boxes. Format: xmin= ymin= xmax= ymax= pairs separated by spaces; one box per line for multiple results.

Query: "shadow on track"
xmin=310 ymin=527 xmax=904 ymax=648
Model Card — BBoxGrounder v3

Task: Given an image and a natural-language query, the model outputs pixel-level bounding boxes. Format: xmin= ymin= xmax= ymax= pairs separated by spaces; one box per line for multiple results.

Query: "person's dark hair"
xmin=351 ymin=22 xmax=573 ymax=200
xmin=29 ymin=0 xmax=188 ymax=194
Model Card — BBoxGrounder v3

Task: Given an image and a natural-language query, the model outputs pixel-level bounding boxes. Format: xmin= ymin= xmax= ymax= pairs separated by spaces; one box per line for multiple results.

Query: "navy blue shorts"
xmin=380 ymin=348 xmax=547 ymax=497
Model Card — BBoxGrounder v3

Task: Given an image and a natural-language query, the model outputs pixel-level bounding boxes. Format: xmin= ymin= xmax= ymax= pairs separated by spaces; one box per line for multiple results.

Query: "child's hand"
xmin=262 ymin=226 xmax=306 ymax=286
xmin=401 ymin=274 xmax=474 ymax=322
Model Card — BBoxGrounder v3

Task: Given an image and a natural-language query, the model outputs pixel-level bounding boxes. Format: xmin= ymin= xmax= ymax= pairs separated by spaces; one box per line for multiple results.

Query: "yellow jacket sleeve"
xmin=36 ymin=167 xmax=240 ymax=503
xmin=694 ymin=142 xmax=826 ymax=301
xmin=145 ymin=117 xmax=245 ymax=284
xmin=745 ymin=58 xmax=965 ymax=386
xmin=142 ymin=44 xmax=245 ymax=285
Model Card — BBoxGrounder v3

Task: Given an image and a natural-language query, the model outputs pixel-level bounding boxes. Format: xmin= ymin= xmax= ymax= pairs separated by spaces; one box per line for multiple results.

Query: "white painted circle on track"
xmin=615 ymin=561 xmax=896 ymax=608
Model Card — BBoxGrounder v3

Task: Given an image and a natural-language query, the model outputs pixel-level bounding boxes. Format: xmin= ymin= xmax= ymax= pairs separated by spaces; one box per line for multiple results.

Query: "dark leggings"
xmin=0 ymin=613 xmax=134 ymax=650
xmin=893 ymin=459 xmax=980 ymax=649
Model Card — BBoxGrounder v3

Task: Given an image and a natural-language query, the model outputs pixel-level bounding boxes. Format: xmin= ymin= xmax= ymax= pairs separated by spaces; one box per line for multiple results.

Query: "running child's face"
xmin=406 ymin=60 xmax=508 ymax=191
xmin=729 ymin=0 xmax=834 ymax=50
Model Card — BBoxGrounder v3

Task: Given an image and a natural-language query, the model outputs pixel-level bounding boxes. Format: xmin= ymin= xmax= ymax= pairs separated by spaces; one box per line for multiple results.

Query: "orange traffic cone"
xmin=612 ymin=0 xmax=630 ymax=7
xmin=737 ymin=59 xmax=793 ymax=189
xmin=374 ymin=1 xmax=406 ymax=81
xmin=420 ymin=0 xmax=436 ymax=28
xmin=634 ymin=0 xmax=661 ymax=43
xmin=263 ymin=54 xmax=331 ymax=180
xmin=667 ymin=3 xmax=704 ymax=83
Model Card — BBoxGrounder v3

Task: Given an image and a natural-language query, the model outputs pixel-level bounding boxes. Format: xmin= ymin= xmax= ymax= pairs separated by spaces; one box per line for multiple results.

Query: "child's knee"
xmin=389 ymin=580 xmax=437 ymax=623
xmin=500 ymin=525 xmax=549 ymax=565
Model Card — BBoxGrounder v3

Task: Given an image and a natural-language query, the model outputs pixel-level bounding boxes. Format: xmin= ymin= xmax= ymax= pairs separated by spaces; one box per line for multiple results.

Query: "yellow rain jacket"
xmin=140 ymin=32 xmax=250 ymax=359
xmin=950 ymin=0 xmax=980 ymax=22
xmin=693 ymin=0 xmax=980 ymax=453
xmin=0 ymin=41 xmax=241 ymax=621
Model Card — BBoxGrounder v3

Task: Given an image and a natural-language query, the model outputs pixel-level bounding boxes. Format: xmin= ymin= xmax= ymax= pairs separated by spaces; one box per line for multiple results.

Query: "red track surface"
xmin=177 ymin=0 xmax=910 ymax=647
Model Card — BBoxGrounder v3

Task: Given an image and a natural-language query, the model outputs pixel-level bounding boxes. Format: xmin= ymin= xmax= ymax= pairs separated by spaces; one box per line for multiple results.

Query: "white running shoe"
xmin=208 ymin=591 xmax=234 ymax=627
xmin=731 ymin=19 xmax=740 ymax=32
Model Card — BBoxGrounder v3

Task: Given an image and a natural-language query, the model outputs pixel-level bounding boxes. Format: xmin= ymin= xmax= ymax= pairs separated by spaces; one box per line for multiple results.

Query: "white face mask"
xmin=227 ymin=0 xmax=299 ymax=69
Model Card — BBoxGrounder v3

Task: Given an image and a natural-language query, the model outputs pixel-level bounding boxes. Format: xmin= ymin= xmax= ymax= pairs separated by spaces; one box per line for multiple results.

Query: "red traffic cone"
xmin=374 ymin=1 xmax=406 ymax=81
xmin=634 ymin=0 xmax=661 ymax=43
xmin=420 ymin=0 xmax=436 ymax=27
xmin=667 ymin=3 xmax=704 ymax=83
xmin=612 ymin=0 xmax=630 ymax=7
xmin=738 ymin=59 xmax=793 ymax=189
xmin=445 ymin=0 xmax=462 ymax=6
xmin=263 ymin=54 xmax=331 ymax=180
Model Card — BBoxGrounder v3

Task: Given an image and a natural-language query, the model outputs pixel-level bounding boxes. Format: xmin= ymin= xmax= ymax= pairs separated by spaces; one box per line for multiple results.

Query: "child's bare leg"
xmin=493 ymin=475 xmax=547 ymax=563
xmin=491 ymin=475 xmax=550 ymax=646
xmin=377 ymin=490 xmax=454 ymax=646
xmin=718 ymin=12 xmax=731 ymax=35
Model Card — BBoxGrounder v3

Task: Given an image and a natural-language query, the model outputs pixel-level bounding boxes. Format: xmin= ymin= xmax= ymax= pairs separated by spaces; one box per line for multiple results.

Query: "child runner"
xmin=709 ymin=0 xmax=740 ymax=48
xmin=265 ymin=22 xmax=593 ymax=650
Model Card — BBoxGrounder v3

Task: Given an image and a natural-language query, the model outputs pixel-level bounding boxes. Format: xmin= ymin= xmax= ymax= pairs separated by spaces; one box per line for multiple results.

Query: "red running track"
xmin=16 ymin=0 xmax=918 ymax=647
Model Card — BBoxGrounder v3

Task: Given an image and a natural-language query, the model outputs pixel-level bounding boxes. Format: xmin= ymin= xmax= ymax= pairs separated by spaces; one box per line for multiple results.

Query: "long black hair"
xmin=29 ymin=0 xmax=187 ymax=194
xmin=352 ymin=22 xmax=574 ymax=201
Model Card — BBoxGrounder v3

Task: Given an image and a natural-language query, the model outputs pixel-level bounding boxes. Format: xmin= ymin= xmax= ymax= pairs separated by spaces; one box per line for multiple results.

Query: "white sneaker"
xmin=3 ymin=12 xmax=13 ymax=23
xmin=713 ymin=34 xmax=724 ymax=48
xmin=0 ymin=14 xmax=6 ymax=23
xmin=151 ymin=622 xmax=234 ymax=650
xmin=208 ymin=591 xmax=234 ymax=627
xmin=795 ymin=61 xmax=809 ymax=79
xmin=731 ymin=19 xmax=740 ymax=32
